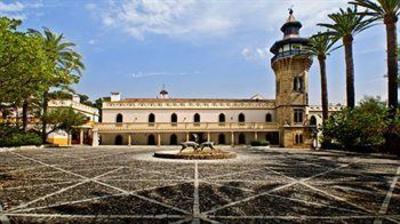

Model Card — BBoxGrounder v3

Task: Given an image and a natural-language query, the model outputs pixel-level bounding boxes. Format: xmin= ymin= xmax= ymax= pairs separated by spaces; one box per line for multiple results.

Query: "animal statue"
xmin=179 ymin=141 xmax=200 ymax=152
xmin=200 ymin=141 xmax=215 ymax=151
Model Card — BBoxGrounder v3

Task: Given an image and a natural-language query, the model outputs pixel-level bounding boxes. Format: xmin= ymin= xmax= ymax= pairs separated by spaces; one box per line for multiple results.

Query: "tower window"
xmin=276 ymin=80 xmax=280 ymax=95
xmin=310 ymin=116 xmax=317 ymax=126
xmin=293 ymin=77 xmax=304 ymax=92
xmin=294 ymin=109 xmax=304 ymax=124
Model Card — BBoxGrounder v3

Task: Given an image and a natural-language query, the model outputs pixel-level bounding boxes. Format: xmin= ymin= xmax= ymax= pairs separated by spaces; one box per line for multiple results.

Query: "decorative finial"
xmin=289 ymin=5 xmax=294 ymax=15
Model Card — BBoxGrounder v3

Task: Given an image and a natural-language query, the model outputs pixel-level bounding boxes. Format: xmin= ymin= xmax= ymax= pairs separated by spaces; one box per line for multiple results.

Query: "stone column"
xmin=128 ymin=134 xmax=132 ymax=146
xmin=92 ymin=129 xmax=99 ymax=147
xmin=79 ymin=129 xmax=84 ymax=145
xmin=186 ymin=133 xmax=189 ymax=142
xmin=254 ymin=132 xmax=258 ymax=141
xmin=157 ymin=134 xmax=161 ymax=146
xmin=231 ymin=132 xmax=235 ymax=146
xmin=207 ymin=132 xmax=210 ymax=142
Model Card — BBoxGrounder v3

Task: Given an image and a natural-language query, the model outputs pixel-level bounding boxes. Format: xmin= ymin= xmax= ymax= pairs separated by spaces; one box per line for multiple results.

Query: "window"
xmin=194 ymin=113 xmax=200 ymax=123
xmin=238 ymin=113 xmax=245 ymax=123
xmin=148 ymin=113 xmax=155 ymax=123
xmin=116 ymin=114 xmax=123 ymax=123
xmin=295 ymin=134 xmax=303 ymax=144
xmin=310 ymin=116 xmax=317 ymax=126
xmin=294 ymin=109 xmax=304 ymax=124
xmin=293 ymin=77 xmax=304 ymax=92
xmin=276 ymin=80 xmax=280 ymax=95
xmin=266 ymin=113 xmax=272 ymax=122
xmin=219 ymin=113 xmax=226 ymax=123
xmin=171 ymin=113 xmax=177 ymax=123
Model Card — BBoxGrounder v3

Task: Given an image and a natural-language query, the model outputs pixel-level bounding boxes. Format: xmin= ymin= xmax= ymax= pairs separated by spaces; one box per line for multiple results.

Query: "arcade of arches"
xmin=100 ymin=131 xmax=280 ymax=146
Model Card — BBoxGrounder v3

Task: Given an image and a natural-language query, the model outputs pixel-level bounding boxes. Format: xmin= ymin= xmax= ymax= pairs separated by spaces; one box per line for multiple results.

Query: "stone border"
xmin=153 ymin=150 xmax=237 ymax=160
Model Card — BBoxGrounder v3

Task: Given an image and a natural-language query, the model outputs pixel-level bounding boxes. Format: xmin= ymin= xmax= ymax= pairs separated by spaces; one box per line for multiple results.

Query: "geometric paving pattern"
xmin=0 ymin=147 xmax=399 ymax=224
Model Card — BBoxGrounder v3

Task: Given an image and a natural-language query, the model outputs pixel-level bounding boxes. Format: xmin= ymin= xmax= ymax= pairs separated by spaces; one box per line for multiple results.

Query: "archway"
xmin=148 ymin=134 xmax=156 ymax=145
xmin=238 ymin=133 xmax=246 ymax=144
xmin=310 ymin=116 xmax=317 ymax=126
xmin=170 ymin=134 xmax=178 ymax=145
xmin=218 ymin=133 xmax=226 ymax=145
xmin=115 ymin=135 xmax=123 ymax=145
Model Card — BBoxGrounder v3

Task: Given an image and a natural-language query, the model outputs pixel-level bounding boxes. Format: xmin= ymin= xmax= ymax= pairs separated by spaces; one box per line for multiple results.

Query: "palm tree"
xmin=350 ymin=0 xmax=399 ymax=117
xmin=318 ymin=7 xmax=375 ymax=109
xmin=29 ymin=28 xmax=84 ymax=143
xmin=350 ymin=0 xmax=400 ymax=155
xmin=307 ymin=32 xmax=340 ymax=122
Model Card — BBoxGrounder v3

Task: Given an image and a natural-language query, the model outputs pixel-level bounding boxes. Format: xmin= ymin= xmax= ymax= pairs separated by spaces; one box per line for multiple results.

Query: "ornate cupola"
xmin=269 ymin=9 xmax=313 ymax=148
xmin=270 ymin=9 xmax=311 ymax=65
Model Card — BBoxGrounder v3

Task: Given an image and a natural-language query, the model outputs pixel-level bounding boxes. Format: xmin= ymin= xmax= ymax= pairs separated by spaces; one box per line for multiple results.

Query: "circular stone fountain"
xmin=153 ymin=148 xmax=237 ymax=160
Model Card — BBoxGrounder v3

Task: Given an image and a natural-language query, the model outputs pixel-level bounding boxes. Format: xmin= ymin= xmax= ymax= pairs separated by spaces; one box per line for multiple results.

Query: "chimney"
xmin=72 ymin=94 xmax=80 ymax=103
xmin=111 ymin=92 xmax=121 ymax=102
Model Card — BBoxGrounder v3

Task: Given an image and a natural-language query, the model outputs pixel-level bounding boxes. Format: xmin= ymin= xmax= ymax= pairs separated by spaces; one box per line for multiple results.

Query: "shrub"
xmin=321 ymin=97 xmax=390 ymax=151
xmin=250 ymin=140 xmax=270 ymax=146
xmin=0 ymin=130 xmax=42 ymax=147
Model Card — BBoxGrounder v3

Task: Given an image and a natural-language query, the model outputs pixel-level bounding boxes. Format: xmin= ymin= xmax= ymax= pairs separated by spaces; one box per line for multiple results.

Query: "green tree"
xmin=29 ymin=28 xmax=84 ymax=143
xmin=350 ymin=0 xmax=400 ymax=155
xmin=318 ymin=7 xmax=375 ymax=109
xmin=307 ymin=32 xmax=340 ymax=123
xmin=0 ymin=17 xmax=53 ymax=131
xmin=43 ymin=107 xmax=87 ymax=145
xmin=322 ymin=97 xmax=388 ymax=150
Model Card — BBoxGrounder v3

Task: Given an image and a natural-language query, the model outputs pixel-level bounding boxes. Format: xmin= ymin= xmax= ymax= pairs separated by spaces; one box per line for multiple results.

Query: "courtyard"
xmin=0 ymin=147 xmax=399 ymax=224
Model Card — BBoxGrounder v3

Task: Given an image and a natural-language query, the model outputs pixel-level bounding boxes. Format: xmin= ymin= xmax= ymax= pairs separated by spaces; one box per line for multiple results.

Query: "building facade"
xmin=93 ymin=10 xmax=342 ymax=148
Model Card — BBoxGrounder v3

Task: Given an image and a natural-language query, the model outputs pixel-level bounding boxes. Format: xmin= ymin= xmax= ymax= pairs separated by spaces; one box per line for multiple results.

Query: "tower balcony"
xmin=271 ymin=49 xmax=310 ymax=64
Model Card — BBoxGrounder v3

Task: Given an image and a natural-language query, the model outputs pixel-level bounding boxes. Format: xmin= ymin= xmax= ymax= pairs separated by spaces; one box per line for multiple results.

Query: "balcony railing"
xmin=271 ymin=49 xmax=310 ymax=64
xmin=95 ymin=122 xmax=278 ymax=132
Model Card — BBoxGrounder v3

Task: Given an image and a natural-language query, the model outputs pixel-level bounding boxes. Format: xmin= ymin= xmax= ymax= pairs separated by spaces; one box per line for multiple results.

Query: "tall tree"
xmin=29 ymin=28 xmax=84 ymax=143
xmin=350 ymin=0 xmax=400 ymax=155
xmin=307 ymin=32 xmax=340 ymax=122
xmin=350 ymin=0 xmax=399 ymax=115
xmin=318 ymin=7 xmax=375 ymax=108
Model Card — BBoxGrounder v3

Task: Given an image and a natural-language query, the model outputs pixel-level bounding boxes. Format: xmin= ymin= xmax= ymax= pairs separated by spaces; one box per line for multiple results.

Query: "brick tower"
xmin=270 ymin=9 xmax=313 ymax=148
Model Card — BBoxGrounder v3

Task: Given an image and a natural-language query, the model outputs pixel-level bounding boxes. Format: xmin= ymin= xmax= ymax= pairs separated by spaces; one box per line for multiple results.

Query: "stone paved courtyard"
xmin=0 ymin=146 xmax=400 ymax=224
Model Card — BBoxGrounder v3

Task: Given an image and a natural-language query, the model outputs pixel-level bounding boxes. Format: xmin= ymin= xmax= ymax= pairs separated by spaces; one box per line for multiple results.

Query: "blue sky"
xmin=0 ymin=0 xmax=390 ymax=105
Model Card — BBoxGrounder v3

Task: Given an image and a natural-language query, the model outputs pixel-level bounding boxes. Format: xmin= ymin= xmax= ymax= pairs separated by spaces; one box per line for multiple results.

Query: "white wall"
xmin=102 ymin=109 xmax=276 ymax=123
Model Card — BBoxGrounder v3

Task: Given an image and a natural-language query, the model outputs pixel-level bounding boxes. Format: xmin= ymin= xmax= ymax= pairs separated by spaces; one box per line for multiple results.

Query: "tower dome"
xmin=270 ymin=9 xmax=310 ymax=64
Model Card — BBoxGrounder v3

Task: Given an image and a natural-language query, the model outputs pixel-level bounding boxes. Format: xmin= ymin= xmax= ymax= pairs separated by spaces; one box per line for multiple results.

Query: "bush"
xmin=321 ymin=97 xmax=392 ymax=152
xmin=250 ymin=140 xmax=270 ymax=146
xmin=0 ymin=130 xmax=42 ymax=147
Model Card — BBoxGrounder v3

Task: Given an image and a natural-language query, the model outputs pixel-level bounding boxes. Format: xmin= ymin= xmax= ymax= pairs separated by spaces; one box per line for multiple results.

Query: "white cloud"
xmin=0 ymin=1 xmax=43 ymax=20
xmin=96 ymin=0 xmax=348 ymax=41
xmin=242 ymin=47 xmax=269 ymax=62
xmin=0 ymin=2 xmax=25 ymax=12
xmin=88 ymin=39 xmax=97 ymax=45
